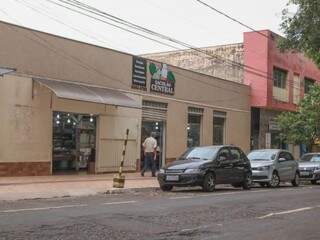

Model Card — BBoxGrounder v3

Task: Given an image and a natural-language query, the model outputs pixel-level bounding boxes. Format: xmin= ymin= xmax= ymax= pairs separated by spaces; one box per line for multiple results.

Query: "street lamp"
xmin=0 ymin=67 xmax=16 ymax=76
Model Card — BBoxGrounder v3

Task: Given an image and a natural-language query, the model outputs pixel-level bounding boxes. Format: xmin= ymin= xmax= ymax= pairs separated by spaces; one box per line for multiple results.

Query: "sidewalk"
xmin=0 ymin=173 xmax=159 ymax=201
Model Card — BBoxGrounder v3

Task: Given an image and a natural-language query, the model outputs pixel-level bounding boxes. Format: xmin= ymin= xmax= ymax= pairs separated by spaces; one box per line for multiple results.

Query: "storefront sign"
xmin=132 ymin=57 xmax=147 ymax=90
xmin=269 ymin=119 xmax=280 ymax=131
xmin=149 ymin=62 xmax=175 ymax=95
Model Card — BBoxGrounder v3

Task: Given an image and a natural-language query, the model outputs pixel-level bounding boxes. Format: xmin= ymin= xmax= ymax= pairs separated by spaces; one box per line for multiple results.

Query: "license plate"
xmin=300 ymin=171 xmax=310 ymax=176
xmin=166 ymin=175 xmax=179 ymax=181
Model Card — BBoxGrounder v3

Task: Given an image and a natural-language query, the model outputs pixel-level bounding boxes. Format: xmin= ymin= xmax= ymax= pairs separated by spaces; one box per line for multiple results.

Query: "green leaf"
xmin=277 ymin=85 xmax=320 ymax=149
xmin=167 ymin=71 xmax=175 ymax=83
xmin=149 ymin=63 xmax=157 ymax=75
xmin=279 ymin=0 xmax=320 ymax=68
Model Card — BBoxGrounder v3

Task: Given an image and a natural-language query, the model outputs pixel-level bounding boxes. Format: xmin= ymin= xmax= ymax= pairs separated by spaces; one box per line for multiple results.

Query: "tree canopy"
xmin=277 ymin=85 xmax=320 ymax=150
xmin=279 ymin=0 xmax=320 ymax=67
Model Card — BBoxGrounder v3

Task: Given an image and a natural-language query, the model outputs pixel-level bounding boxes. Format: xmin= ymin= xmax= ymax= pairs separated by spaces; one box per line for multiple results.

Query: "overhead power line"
xmin=48 ymin=0 xmax=281 ymax=87
xmin=0 ymin=7 xmax=258 ymax=98
xmin=46 ymin=0 xmax=291 ymax=85
xmin=44 ymin=0 xmax=182 ymax=50
xmin=46 ymin=0 xmax=254 ymax=70
xmin=3 ymin=1 xmax=299 ymax=95
xmin=195 ymin=0 xmax=269 ymax=39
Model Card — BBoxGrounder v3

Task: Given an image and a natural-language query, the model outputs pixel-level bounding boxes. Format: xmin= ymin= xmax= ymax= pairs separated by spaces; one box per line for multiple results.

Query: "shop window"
xmin=273 ymin=67 xmax=289 ymax=102
xmin=213 ymin=111 xmax=226 ymax=145
xmin=187 ymin=107 xmax=203 ymax=148
xmin=52 ymin=112 xmax=96 ymax=173
xmin=273 ymin=67 xmax=288 ymax=89
xmin=304 ymin=77 xmax=315 ymax=94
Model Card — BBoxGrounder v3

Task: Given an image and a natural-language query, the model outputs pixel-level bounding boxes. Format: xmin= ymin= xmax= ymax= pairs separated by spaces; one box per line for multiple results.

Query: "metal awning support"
xmin=0 ymin=67 xmax=16 ymax=76
xmin=33 ymin=78 xmax=141 ymax=109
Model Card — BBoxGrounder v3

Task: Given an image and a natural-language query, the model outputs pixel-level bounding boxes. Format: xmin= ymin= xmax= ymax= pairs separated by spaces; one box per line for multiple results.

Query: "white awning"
xmin=0 ymin=67 xmax=15 ymax=76
xmin=34 ymin=78 xmax=141 ymax=109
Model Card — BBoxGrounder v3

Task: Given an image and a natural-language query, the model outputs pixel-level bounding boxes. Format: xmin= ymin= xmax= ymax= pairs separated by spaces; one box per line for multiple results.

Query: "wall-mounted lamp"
xmin=0 ymin=67 xmax=16 ymax=76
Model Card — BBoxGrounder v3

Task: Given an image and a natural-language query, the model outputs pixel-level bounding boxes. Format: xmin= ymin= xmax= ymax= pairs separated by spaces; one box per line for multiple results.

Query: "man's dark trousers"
xmin=141 ymin=152 xmax=156 ymax=176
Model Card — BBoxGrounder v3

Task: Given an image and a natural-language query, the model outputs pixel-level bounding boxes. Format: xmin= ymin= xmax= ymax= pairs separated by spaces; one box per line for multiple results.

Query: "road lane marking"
xmin=101 ymin=200 xmax=137 ymax=205
xmin=0 ymin=204 xmax=88 ymax=214
xmin=257 ymin=206 xmax=319 ymax=219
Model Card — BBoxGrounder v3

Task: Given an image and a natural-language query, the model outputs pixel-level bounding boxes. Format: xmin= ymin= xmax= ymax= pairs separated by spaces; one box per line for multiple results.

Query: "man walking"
xmin=141 ymin=132 xmax=157 ymax=177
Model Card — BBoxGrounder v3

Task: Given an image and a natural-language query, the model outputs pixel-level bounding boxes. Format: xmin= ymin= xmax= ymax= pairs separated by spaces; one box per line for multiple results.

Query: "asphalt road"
xmin=0 ymin=184 xmax=320 ymax=240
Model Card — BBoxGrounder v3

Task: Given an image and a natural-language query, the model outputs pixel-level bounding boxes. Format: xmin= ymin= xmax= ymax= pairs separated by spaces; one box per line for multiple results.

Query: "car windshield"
xmin=248 ymin=151 xmax=277 ymax=161
xmin=300 ymin=154 xmax=320 ymax=162
xmin=179 ymin=147 xmax=219 ymax=161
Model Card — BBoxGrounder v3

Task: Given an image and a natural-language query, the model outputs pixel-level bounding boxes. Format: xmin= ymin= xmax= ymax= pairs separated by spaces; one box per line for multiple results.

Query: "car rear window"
xmin=247 ymin=151 xmax=277 ymax=161
xmin=301 ymin=154 xmax=320 ymax=162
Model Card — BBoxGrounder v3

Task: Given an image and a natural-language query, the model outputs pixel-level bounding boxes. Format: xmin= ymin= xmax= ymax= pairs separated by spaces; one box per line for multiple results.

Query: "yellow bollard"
xmin=113 ymin=129 xmax=129 ymax=188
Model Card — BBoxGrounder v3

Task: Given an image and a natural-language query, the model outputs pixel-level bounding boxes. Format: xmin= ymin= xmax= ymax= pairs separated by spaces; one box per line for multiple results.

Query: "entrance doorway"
xmin=141 ymin=121 xmax=165 ymax=170
xmin=52 ymin=111 xmax=96 ymax=174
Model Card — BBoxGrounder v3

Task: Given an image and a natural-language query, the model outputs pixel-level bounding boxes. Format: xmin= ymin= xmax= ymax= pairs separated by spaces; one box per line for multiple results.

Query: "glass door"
xmin=141 ymin=121 xmax=165 ymax=170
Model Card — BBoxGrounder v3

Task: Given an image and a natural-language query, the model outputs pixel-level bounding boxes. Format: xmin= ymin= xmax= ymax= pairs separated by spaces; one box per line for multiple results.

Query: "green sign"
xmin=149 ymin=62 xmax=175 ymax=95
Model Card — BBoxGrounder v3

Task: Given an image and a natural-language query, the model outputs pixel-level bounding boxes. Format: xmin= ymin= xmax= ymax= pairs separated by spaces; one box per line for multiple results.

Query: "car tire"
xmin=267 ymin=171 xmax=280 ymax=188
xmin=291 ymin=172 xmax=300 ymax=187
xmin=242 ymin=172 xmax=252 ymax=190
xmin=202 ymin=172 xmax=216 ymax=192
xmin=160 ymin=185 xmax=173 ymax=191
xmin=311 ymin=180 xmax=318 ymax=185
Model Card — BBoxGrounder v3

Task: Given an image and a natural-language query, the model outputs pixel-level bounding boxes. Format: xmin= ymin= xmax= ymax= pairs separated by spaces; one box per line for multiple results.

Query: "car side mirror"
xmin=278 ymin=158 xmax=286 ymax=162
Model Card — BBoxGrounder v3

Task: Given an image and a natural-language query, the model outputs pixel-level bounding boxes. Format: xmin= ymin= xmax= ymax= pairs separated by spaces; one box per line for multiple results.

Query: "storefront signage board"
xmin=149 ymin=62 xmax=175 ymax=95
xmin=269 ymin=119 xmax=280 ymax=131
xmin=132 ymin=56 xmax=147 ymax=90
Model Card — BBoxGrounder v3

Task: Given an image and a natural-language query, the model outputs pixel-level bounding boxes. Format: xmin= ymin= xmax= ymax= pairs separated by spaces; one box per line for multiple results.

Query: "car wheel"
xmin=242 ymin=172 xmax=252 ymax=190
xmin=202 ymin=172 xmax=216 ymax=192
xmin=311 ymin=180 xmax=318 ymax=185
xmin=160 ymin=185 xmax=173 ymax=191
xmin=267 ymin=171 xmax=280 ymax=188
xmin=291 ymin=172 xmax=300 ymax=187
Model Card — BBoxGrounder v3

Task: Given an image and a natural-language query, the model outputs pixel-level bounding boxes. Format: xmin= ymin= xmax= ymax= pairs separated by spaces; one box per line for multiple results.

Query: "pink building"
xmin=244 ymin=30 xmax=320 ymax=152
xmin=244 ymin=30 xmax=320 ymax=111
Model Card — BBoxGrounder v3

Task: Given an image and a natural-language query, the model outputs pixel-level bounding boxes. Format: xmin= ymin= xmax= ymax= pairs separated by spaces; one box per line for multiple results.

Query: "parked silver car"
xmin=247 ymin=149 xmax=300 ymax=187
xmin=298 ymin=153 xmax=320 ymax=184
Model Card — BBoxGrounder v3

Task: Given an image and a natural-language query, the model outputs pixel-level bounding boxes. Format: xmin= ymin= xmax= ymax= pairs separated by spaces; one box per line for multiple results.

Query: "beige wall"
xmin=164 ymin=101 xmax=251 ymax=159
xmin=0 ymin=21 xmax=249 ymax=112
xmin=0 ymin=75 xmax=52 ymax=164
xmin=0 ymin=75 xmax=142 ymax=174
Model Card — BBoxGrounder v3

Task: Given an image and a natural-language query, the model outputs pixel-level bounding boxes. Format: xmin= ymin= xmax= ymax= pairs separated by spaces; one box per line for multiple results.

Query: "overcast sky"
xmin=0 ymin=0 xmax=290 ymax=54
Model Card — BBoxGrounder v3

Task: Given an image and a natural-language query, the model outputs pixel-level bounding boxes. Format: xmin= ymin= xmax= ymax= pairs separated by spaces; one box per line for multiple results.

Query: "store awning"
xmin=0 ymin=67 xmax=16 ymax=76
xmin=33 ymin=78 xmax=141 ymax=109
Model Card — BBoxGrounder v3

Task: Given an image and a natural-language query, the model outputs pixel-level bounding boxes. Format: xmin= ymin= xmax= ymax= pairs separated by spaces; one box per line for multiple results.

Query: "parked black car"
xmin=157 ymin=145 xmax=252 ymax=192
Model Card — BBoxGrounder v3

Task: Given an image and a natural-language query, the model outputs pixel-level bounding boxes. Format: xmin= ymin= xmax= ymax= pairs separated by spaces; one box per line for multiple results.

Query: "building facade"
xmin=244 ymin=30 xmax=320 ymax=153
xmin=146 ymin=30 xmax=320 ymax=156
xmin=143 ymin=43 xmax=244 ymax=83
xmin=0 ymin=21 xmax=250 ymax=176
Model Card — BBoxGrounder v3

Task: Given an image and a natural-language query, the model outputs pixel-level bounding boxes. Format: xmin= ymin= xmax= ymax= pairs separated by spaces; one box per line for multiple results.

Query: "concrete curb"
xmin=105 ymin=187 xmax=160 ymax=194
